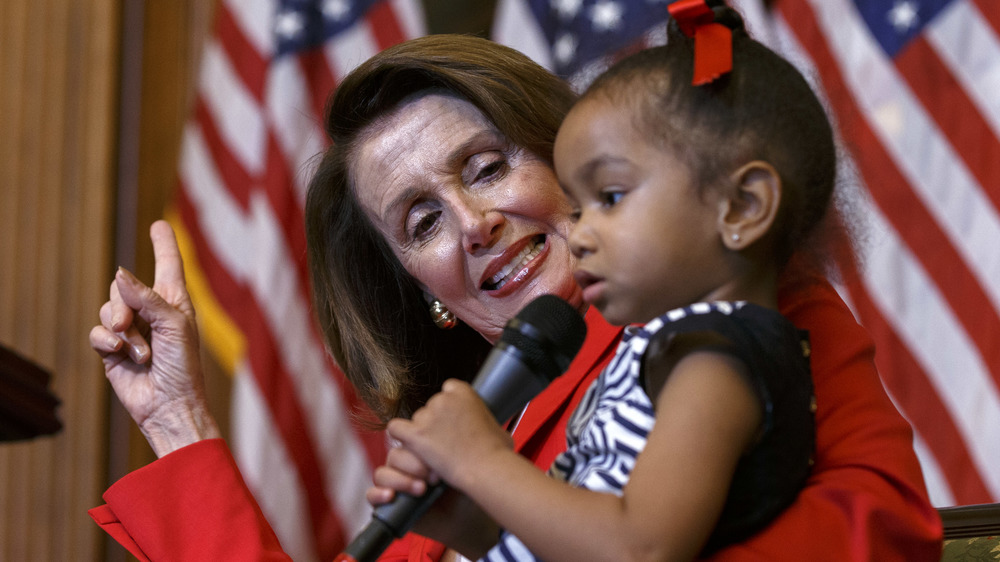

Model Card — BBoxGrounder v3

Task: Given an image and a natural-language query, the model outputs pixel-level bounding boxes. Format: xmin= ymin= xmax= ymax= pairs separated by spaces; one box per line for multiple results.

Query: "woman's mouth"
xmin=481 ymin=235 xmax=545 ymax=291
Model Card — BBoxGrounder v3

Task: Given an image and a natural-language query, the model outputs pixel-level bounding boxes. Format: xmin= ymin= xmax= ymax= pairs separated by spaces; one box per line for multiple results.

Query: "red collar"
xmin=511 ymin=307 xmax=623 ymax=449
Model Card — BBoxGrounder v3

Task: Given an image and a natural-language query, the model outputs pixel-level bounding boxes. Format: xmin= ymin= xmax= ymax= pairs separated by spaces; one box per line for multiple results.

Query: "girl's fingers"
xmin=366 ymin=485 xmax=396 ymax=506
xmin=372 ymin=465 xmax=427 ymax=497
xmin=385 ymin=444 xmax=435 ymax=481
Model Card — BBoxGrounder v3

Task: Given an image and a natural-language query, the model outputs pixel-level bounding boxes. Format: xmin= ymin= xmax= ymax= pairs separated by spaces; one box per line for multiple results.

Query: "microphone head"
xmin=501 ymin=294 xmax=587 ymax=381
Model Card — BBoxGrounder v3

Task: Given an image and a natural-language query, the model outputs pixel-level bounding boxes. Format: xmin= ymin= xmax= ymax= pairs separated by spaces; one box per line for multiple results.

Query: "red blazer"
xmin=91 ymin=279 xmax=942 ymax=561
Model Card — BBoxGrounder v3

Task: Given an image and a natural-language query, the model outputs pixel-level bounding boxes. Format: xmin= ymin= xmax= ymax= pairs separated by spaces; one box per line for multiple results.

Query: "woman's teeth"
xmin=486 ymin=238 xmax=543 ymax=290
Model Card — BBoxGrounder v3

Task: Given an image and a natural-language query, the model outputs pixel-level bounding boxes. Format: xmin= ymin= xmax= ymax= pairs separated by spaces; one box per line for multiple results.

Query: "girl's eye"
xmin=569 ymin=208 xmax=581 ymax=223
xmin=600 ymin=190 xmax=624 ymax=207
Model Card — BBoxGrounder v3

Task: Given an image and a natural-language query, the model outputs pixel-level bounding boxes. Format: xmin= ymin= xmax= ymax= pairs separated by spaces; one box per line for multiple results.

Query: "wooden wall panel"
xmin=0 ymin=0 xmax=120 ymax=560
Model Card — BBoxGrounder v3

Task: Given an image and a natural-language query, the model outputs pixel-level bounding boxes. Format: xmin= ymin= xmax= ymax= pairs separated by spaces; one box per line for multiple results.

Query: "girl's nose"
xmin=568 ymin=218 xmax=594 ymax=259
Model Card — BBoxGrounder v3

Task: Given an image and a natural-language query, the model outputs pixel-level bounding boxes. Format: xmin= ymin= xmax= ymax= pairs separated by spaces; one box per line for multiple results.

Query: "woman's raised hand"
xmin=89 ymin=220 xmax=220 ymax=457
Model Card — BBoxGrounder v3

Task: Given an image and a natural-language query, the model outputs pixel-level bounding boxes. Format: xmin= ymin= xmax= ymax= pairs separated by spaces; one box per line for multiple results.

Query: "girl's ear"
xmin=717 ymin=161 xmax=781 ymax=250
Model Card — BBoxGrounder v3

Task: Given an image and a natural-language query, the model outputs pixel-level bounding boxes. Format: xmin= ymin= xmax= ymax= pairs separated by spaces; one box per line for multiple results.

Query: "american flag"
xmin=493 ymin=0 xmax=675 ymax=89
xmin=493 ymin=0 xmax=1000 ymax=507
xmin=166 ymin=1 xmax=424 ymax=560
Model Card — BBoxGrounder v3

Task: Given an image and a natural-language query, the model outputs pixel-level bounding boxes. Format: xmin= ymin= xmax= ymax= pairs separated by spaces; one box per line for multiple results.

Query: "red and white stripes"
xmin=171 ymin=1 xmax=425 ymax=559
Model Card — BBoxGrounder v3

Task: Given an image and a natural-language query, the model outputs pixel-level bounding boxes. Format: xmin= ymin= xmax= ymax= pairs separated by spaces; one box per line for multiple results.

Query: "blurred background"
xmin=1 ymin=0 xmax=997 ymax=560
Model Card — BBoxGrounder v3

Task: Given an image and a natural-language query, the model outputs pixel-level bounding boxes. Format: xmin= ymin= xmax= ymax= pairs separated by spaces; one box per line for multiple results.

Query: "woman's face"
xmin=351 ymin=93 xmax=583 ymax=343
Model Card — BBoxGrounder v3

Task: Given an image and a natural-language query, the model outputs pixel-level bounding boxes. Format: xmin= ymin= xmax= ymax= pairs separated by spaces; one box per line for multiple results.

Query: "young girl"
xmin=369 ymin=1 xmax=835 ymax=559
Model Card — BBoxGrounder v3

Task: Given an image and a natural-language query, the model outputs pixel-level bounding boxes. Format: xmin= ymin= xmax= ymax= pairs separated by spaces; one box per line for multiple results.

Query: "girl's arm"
xmin=385 ymin=350 xmax=762 ymax=562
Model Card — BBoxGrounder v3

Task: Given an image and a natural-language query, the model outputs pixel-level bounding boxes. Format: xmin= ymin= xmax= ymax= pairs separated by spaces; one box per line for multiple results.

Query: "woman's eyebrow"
xmin=384 ymin=186 xmax=423 ymax=222
xmin=445 ymin=129 xmax=502 ymax=169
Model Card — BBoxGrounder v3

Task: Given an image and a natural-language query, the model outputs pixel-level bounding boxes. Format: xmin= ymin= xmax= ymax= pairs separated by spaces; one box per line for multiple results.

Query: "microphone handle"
xmin=340 ymin=345 xmax=548 ymax=562
xmin=339 ymin=483 xmax=447 ymax=562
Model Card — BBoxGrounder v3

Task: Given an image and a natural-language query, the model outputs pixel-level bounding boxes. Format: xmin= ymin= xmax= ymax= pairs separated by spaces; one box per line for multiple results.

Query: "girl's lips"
xmin=573 ymin=270 xmax=604 ymax=305
xmin=573 ymin=269 xmax=599 ymax=290
xmin=480 ymin=235 xmax=548 ymax=297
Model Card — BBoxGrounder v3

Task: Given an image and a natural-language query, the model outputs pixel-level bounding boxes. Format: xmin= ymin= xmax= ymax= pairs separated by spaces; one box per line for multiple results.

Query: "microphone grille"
xmin=501 ymin=294 xmax=587 ymax=380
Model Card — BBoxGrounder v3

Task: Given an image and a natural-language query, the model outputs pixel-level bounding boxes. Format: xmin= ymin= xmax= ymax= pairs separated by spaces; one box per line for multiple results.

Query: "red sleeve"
xmin=706 ymin=278 xmax=943 ymax=561
xmin=89 ymin=439 xmax=290 ymax=562
xmin=90 ymin=438 xmax=442 ymax=562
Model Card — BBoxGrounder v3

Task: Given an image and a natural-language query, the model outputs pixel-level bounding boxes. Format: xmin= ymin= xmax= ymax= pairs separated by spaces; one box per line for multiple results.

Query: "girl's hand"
xmin=385 ymin=379 xmax=514 ymax=490
xmin=367 ymin=444 xmax=439 ymax=505
xmin=88 ymin=220 xmax=220 ymax=457
xmin=367 ymin=443 xmax=502 ymax=559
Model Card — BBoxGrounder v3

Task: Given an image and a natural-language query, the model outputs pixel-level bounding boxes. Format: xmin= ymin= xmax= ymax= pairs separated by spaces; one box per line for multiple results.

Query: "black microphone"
xmin=336 ymin=294 xmax=587 ymax=562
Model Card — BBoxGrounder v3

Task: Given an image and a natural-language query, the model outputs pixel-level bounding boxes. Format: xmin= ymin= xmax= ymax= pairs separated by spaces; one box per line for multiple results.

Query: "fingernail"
xmin=117 ymin=266 xmax=138 ymax=284
xmin=132 ymin=344 xmax=148 ymax=363
xmin=111 ymin=313 xmax=122 ymax=330
xmin=107 ymin=335 xmax=122 ymax=350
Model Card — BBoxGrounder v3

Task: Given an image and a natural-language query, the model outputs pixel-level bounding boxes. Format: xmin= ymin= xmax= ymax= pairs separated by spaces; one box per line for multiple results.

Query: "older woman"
xmin=89 ymin=35 xmax=941 ymax=561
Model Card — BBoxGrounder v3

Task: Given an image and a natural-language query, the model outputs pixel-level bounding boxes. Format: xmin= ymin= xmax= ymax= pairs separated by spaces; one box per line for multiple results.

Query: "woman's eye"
xmin=472 ymin=157 xmax=507 ymax=183
xmin=477 ymin=161 xmax=504 ymax=180
xmin=408 ymin=209 xmax=441 ymax=240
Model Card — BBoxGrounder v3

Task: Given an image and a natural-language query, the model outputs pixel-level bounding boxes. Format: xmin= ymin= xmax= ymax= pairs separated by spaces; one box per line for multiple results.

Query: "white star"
xmin=554 ymin=32 xmax=578 ymax=66
xmin=323 ymin=0 xmax=351 ymax=22
xmin=551 ymin=0 xmax=583 ymax=20
xmin=590 ymin=0 xmax=624 ymax=32
xmin=275 ymin=9 xmax=304 ymax=40
xmin=887 ymin=0 xmax=919 ymax=33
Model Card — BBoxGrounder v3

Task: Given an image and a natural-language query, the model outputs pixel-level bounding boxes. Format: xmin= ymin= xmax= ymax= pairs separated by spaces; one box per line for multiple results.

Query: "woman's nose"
xmin=458 ymin=199 xmax=504 ymax=254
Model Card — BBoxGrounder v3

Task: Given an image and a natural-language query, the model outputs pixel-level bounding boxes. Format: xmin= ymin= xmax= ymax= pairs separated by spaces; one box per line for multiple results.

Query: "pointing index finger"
xmin=149 ymin=220 xmax=189 ymax=303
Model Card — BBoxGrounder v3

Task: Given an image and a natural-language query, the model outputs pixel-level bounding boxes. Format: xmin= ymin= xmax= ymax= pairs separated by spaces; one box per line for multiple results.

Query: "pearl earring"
xmin=731 ymin=233 xmax=741 ymax=243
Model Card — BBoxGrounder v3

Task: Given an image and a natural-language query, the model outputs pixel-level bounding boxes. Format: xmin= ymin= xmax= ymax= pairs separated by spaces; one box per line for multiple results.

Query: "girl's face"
xmin=554 ymin=95 xmax=735 ymax=326
xmin=351 ymin=93 xmax=583 ymax=343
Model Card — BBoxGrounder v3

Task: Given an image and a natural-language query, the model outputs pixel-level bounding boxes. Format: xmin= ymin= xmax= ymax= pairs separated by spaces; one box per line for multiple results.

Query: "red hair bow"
xmin=668 ymin=0 xmax=733 ymax=85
